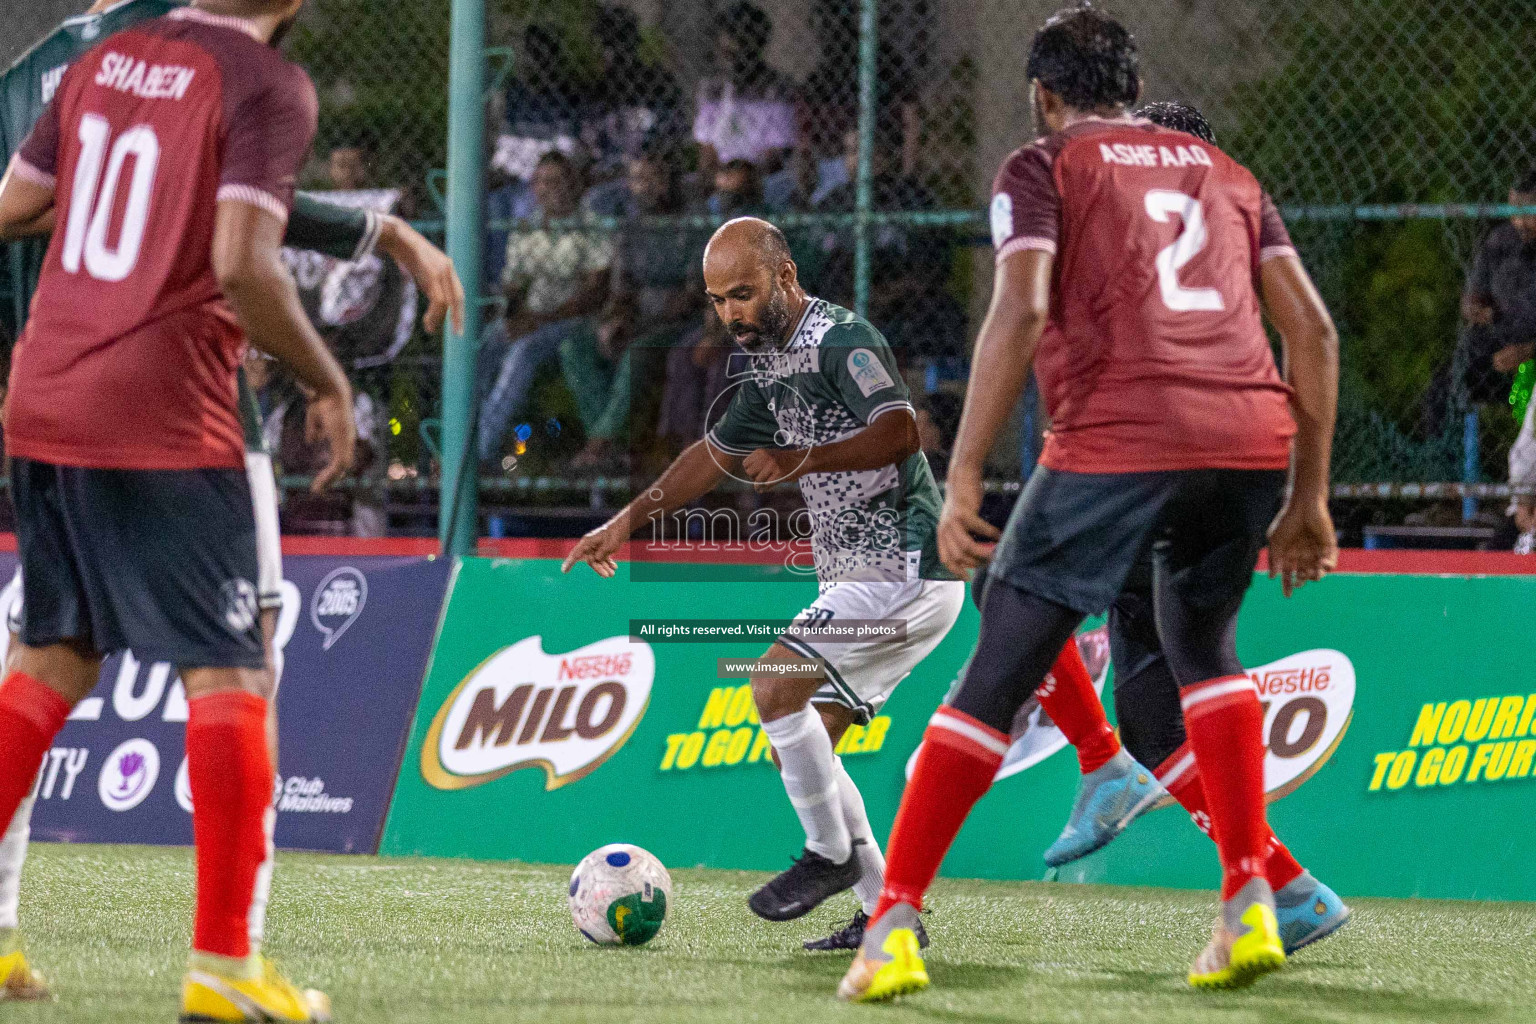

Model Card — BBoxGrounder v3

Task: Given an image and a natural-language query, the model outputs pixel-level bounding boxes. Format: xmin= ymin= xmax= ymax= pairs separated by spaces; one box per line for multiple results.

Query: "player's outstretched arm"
xmin=0 ymin=166 xmax=54 ymax=241
xmin=1260 ymin=254 xmax=1340 ymax=596
xmin=938 ymin=249 xmax=1053 ymax=577
xmin=213 ymin=199 xmax=357 ymax=493
xmin=377 ymin=215 xmax=466 ymax=335
xmin=562 ymin=439 xmax=737 ymax=577
xmin=740 ymin=408 xmax=918 ymax=490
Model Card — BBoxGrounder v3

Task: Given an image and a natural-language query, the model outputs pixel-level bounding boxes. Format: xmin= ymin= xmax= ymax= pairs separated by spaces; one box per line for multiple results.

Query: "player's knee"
xmin=9 ymin=639 xmax=101 ymax=706
xmin=751 ymin=675 xmax=805 ymax=722
xmin=181 ymin=665 xmax=274 ymax=702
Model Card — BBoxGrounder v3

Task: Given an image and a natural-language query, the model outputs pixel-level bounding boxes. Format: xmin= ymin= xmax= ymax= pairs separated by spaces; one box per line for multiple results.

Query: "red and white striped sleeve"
xmin=1257 ymin=191 xmax=1297 ymax=264
xmin=217 ymin=63 xmax=318 ymax=225
xmin=990 ymin=144 xmax=1060 ymax=265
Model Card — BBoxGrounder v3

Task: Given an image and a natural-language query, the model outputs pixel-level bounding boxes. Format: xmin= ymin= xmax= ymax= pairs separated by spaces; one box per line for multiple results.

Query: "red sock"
xmin=1036 ymin=640 xmax=1120 ymax=774
xmin=0 ymin=672 xmax=71 ymax=831
xmin=1177 ymin=677 xmax=1274 ymax=899
xmin=873 ymin=706 xmax=1006 ymax=920
xmin=187 ymin=691 xmax=273 ymax=960
xmin=1153 ymin=743 xmax=1305 ymax=891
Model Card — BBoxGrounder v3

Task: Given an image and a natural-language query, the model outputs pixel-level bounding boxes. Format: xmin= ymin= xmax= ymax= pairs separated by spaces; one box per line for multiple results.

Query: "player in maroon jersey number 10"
xmin=840 ymin=4 xmax=1339 ymax=1002
xmin=0 ymin=1 xmax=349 ymax=1020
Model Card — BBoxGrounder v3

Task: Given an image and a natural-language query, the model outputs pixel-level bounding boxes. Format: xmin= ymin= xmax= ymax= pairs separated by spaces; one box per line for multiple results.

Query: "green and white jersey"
xmin=1 ymin=0 xmax=381 ymax=456
xmin=707 ymin=298 xmax=954 ymax=583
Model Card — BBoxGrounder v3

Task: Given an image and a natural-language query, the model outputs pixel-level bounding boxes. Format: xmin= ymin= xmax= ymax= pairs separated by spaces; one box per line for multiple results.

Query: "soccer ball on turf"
xmin=568 ymin=843 xmax=671 ymax=946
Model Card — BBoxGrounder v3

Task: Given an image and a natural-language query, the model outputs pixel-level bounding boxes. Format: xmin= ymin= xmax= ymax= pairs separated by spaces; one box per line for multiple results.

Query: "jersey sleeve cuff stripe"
xmin=996 ymin=235 xmax=1057 ymax=263
xmin=1260 ymin=244 xmax=1298 ymax=262
xmin=352 ymin=210 xmax=384 ymax=263
xmin=867 ymin=400 xmax=915 ymax=423
xmin=9 ymin=156 xmax=55 ymax=190
xmin=706 ymin=432 xmax=755 ymax=456
xmin=218 ymin=184 xmax=290 ymax=225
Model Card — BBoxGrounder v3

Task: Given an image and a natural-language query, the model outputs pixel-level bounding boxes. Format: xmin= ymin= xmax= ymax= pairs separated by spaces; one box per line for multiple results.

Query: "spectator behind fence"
xmin=565 ymin=152 xmax=705 ymax=472
xmin=478 ymin=152 xmax=612 ymax=463
xmin=692 ymin=2 xmax=797 ymax=186
xmin=812 ymin=125 xmax=966 ymax=364
xmin=1460 ymin=168 xmax=1536 ymax=403
xmin=581 ymin=4 xmax=685 ymax=216
xmin=248 ymin=353 xmax=387 ymax=537
xmin=496 ymin=25 xmax=588 ymax=188
xmin=655 ymin=160 xmax=773 ymax=452
xmin=1508 ymin=394 xmax=1536 ymax=550
xmin=328 ymin=144 xmax=369 ymax=191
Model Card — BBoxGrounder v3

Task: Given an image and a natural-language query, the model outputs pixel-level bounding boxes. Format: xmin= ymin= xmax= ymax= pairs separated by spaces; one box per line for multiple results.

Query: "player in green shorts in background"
xmin=0 ymin=0 xmax=465 ymax=998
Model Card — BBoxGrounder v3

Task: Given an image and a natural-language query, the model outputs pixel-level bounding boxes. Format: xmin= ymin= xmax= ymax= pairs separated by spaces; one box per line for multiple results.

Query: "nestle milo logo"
xmin=422 ymin=636 xmax=654 ymax=791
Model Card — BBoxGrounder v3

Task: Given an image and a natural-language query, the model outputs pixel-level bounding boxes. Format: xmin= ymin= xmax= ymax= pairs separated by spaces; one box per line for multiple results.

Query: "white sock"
xmin=836 ymin=762 xmax=886 ymax=914
xmin=761 ymin=705 xmax=851 ymax=863
xmin=246 ymin=805 xmax=276 ymax=953
xmin=0 ymin=796 xmax=35 ymax=931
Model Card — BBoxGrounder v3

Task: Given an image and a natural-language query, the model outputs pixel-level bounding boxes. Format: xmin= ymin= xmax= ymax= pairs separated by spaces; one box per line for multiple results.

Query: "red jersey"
xmin=991 ymin=117 xmax=1297 ymax=473
xmin=7 ymin=8 xmax=317 ymax=470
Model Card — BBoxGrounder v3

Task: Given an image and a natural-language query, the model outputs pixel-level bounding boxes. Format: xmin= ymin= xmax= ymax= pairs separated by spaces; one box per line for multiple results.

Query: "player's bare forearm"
xmin=799 ymin=409 xmax=918 ymax=475
xmin=377 ymin=214 xmax=466 ymax=334
xmin=950 ymin=250 xmax=1053 ymax=475
xmin=1261 ymin=255 xmax=1339 ymax=501
xmin=605 ymin=440 xmax=735 ymax=538
xmin=213 ymin=200 xmax=350 ymax=401
xmin=0 ymin=171 xmax=54 ymax=241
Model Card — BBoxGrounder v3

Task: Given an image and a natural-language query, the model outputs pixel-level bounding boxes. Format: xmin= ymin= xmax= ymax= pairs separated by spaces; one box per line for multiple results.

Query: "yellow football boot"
xmin=1188 ymin=879 xmax=1286 ymax=990
xmin=180 ymin=953 xmax=331 ymax=1023
xmin=837 ymin=903 xmax=930 ymax=1003
xmin=0 ymin=934 xmax=52 ymax=1002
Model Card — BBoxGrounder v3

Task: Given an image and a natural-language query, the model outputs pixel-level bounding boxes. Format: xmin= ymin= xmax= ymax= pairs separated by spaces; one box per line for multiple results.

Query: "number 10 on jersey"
xmin=62 ymin=113 xmax=160 ymax=283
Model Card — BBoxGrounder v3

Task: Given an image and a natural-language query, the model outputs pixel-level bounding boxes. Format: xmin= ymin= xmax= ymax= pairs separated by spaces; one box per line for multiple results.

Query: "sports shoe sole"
xmin=1043 ymin=781 xmax=1165 ymax=868
xmin=1283 ymin=905 xmax=1352 ymax=955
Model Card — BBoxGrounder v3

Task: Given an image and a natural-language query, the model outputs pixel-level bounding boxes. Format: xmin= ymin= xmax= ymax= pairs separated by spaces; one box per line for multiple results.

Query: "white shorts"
xmin=779 ymin=576 xmax=966 ymax=723
xmin=245 ymin=451 xmax=284 ymax=610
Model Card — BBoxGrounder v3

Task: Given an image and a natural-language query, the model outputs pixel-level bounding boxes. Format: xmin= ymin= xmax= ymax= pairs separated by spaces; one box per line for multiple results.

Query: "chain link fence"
xmin=9 ymin=0 xmax=1532 ymax=538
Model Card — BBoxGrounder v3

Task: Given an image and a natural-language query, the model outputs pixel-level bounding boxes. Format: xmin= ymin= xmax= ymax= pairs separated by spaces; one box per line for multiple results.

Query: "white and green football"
xmin=568 ymin=843 xmax=671 ymax=946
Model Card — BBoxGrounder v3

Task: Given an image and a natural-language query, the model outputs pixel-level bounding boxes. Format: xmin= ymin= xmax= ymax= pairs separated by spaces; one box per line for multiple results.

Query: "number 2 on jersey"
xmin=1144 ymin=190 xmax=1225 ymax=313
xmin=62 ymin=114 xmax=160 ymax=283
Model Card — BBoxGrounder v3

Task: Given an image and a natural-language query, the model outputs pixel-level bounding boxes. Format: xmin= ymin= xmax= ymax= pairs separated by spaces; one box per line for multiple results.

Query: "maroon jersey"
xmin=7 ymin=8 xmax=316 ymax=470
xmin=991 ymin=117 xmax=1297 ymax=473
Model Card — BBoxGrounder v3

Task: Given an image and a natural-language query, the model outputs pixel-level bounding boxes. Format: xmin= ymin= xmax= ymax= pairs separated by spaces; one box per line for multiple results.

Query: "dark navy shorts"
xmin=10 ymin=457 xmax=266 ymax=669
xmin=987 ymin=467 xmax=1287 ymax=617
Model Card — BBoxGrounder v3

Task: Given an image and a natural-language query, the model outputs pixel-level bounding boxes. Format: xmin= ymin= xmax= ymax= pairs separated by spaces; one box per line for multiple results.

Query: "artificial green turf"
xmin=7 ymin=843 xmax=1535 ymax=1023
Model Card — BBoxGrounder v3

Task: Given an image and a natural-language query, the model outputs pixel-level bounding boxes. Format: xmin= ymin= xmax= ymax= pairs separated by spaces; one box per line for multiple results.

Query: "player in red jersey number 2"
xmin=840 ymin=5 xmax=1339 ymax=1002
xmin=0 ymin=1 xmax=351 ymax=1020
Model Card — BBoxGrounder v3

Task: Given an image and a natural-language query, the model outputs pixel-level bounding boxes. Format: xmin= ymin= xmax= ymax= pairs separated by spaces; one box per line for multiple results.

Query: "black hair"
xmin=718 ymin=1 xmax=773 ymax=54
xmin=1137 ymin=101 xmax=1215 ymax=144
xmin=536 ymin=150 xmax=575 ymax=175
xmin=1026 ymin=4 xmax=1140 ymax=111
xmin=595 ymin=4 xmax=641 ymax=54
xmin=720 ymin=158 xmax=761 ymax=180
xmin=1515 ymin=167 xmax=1536 ymax=195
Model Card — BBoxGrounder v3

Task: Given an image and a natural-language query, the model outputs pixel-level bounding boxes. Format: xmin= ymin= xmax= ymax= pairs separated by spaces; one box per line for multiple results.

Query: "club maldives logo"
xmin=422 ymin=636 xmax=654 ymax=791
xmin=311 ymin=567 xmax=368 ymax=650
xmin=98 ymin=738 xmax=160 ymax=812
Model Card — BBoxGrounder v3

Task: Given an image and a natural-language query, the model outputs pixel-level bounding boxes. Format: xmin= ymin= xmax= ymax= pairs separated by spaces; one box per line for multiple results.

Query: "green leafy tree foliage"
xmin=1223 ymin=0 xmax=1536 ymax=478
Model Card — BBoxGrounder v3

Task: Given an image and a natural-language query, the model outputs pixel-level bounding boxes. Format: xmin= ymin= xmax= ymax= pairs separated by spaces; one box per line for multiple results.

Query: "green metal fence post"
xmin=852 ymin=0 xmax=878 ymax=317
xmin=439 ymin=0 xmax=487 ymax=557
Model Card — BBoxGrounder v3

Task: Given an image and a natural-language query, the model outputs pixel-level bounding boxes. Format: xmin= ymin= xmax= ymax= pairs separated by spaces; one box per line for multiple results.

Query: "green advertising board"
xmin=382 ymin=559 xmax=1536 ymax=901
